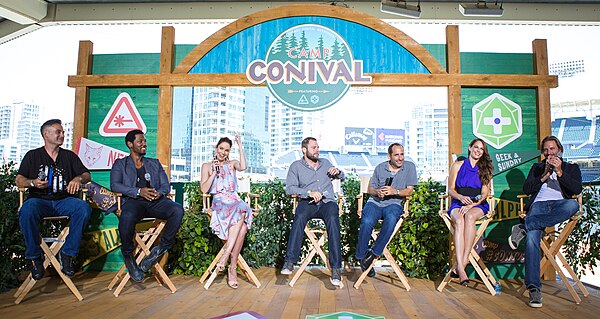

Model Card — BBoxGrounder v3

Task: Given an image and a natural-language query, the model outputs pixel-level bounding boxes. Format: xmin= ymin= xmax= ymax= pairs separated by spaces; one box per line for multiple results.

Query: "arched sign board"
xmin=68 ymin=4 xmax=556 ymax=275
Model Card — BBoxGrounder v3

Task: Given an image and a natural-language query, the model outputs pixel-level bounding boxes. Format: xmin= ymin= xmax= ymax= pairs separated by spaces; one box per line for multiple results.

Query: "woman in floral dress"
xmin=201 ymin=133 xmax=253 ymax=289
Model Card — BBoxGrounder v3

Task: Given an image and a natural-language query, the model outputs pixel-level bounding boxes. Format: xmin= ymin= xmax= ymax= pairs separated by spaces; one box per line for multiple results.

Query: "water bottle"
xmin=494 ymin=283 xmax=502 ymax=295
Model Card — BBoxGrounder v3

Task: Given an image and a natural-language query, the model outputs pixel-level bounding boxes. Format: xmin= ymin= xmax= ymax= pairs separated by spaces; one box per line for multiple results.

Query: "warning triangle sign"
xmin=99 ymin=92 xmax=147 ymax=137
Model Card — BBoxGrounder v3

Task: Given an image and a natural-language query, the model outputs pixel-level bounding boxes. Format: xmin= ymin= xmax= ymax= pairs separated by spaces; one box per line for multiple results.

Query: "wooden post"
xmin=157 ymin=27 xmax=175 ymax=176
xmin=446 ymin=26 xmax=461 ymax=165
xmin=533 ymin=39 xmax=556 ymax=281
xmin=72 ymin=41 xmax=93 ymax=150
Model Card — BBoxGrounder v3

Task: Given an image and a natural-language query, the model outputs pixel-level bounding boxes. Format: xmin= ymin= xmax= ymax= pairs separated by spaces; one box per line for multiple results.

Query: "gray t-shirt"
xmin=367 ymin=160 xmax=418 ymax=207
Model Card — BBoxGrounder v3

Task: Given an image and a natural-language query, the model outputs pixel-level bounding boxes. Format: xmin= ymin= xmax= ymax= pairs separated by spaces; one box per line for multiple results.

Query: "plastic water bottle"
xmin=494 ymin=283 xmax=502 ymax=295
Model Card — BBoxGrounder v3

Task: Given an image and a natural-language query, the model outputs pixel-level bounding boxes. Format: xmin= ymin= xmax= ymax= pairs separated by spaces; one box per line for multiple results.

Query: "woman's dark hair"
xmin=468 ymin=138 xmax=493 ymax=186
xmin=216 ymin=137 xmax=232 ymax=148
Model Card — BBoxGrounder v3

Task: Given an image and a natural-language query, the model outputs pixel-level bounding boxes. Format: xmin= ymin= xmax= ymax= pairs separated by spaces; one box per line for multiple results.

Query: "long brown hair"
xmin=468 ymin=138 xmax=493 ymax=186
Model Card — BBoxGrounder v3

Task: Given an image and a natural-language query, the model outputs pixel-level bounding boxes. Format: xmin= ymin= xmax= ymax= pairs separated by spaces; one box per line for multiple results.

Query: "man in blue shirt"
xmin=356 ymin=143 xmax=417 ymax=277
xmin=281 ymin=137 xmax=345 ymax=287
xmin=110 ymin=129 xmax=184 ymax=282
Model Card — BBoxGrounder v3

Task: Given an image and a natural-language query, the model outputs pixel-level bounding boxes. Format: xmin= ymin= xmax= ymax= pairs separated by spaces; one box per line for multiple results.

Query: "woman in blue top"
xmin=447 ymin=138 xmax=493 ymax=285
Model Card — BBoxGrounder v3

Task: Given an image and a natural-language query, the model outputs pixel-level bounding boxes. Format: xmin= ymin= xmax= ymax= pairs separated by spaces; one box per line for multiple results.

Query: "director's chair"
xmin=437 ymin=180 xmax=500 ymax=296
xmin=199 ymin=178 xmax=261 ymax=289
xmin=353 ymin=176 xmax=412 ymax=291
xmin=288 ymin=181 xmax=344 ymax=288
xmin=14 ymin=187 xmax=88 ymax=304
xmin=107 ymin=193 xmax=177 ymax=297
xmin=516 ymin=194 xmax=589 ymax=304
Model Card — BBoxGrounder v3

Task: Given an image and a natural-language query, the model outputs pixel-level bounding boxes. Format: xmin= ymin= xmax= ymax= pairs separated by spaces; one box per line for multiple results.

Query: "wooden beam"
xmin=533 ymin=39 xmax=552 ymax=140
xmin=533 ymin=38 xmax=556 ymax=282
xmin=446 ymin=26 xmax=462 ymax=167
xmin=68 ymin=73 xmax=558 ymax=88
xmin=172 ymin=4 xmax=446 ymax=75
xmin=157 ymin=26 xmax=175 ymax=176
xmin=72 ymin=40 xmax=93 ymax=151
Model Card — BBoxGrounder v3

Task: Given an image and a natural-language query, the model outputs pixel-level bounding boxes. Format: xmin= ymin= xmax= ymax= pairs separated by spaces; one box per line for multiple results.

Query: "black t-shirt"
xmin=136 ymin=165 xmax=148 ymax=189
xmin=18 ymin=147 xmax=89 ymax=200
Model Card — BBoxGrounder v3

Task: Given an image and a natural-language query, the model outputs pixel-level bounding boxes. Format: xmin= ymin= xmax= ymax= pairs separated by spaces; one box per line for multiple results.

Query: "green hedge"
xmin=171 ymin=176 xmax=450 ymax=279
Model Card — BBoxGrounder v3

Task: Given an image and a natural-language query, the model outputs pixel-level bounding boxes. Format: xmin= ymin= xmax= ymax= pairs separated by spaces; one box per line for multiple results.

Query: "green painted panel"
xmin=174 ymin=44 xmax=196 ymax=67
xmin=92 ymin=53 xmax=160 ymax=74
xmin=461 ymin=52 xmax=533 ymax=74
xmin=422 ymin=44 xmax=447 ymax=70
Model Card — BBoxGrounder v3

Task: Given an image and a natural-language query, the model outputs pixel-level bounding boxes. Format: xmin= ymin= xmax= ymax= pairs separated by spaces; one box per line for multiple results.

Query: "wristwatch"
xmin=29 ymin=179 xmax=34 ymax=187
xmin=136 ymin=188 xmax=141 ymax=197
xmin=396 ymin=189 xmax=400 ymax=195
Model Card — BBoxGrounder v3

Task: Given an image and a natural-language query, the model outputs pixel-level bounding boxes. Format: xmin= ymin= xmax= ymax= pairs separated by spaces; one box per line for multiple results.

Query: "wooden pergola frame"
xmin=68 ymin=4 xmax=557 ymax=173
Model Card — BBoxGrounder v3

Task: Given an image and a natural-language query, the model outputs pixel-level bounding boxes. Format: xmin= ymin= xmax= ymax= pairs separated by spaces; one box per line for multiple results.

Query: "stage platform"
xmin=1 ymin=267 xmax=598 ymax=318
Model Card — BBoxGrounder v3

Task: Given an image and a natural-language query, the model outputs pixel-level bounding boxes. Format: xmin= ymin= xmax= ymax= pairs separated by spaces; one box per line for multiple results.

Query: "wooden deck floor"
xmin=1 ymin=267 xmax=598 ymax=319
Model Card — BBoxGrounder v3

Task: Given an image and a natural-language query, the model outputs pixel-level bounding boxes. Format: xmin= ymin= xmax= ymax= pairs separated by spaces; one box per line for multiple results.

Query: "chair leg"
xmin=382 ymin=248 xmax=411 ymax=291
xmin=555 ymin=251 xmax=589 ymax=298
xmin=289 ymin=246 xmax=318 ymax=287
xmin=468 ymin=253 xmax=496 ymax=295
xmin=540 ymin=241 xmax=582 ymax=304
xmin=40 ymin=240 xmax=83 ymax=301
xmin=237 ymin=255 xmax=261 ymax=288
xmin=200 ymin=248 xmax=224 ymax=285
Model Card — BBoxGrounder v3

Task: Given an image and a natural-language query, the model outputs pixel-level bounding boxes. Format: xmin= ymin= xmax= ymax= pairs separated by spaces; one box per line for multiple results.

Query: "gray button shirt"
xmin=285 ymin=158 xmax=345 ymax=204
xmin=368 ymin=160 xmax=418 ymax=207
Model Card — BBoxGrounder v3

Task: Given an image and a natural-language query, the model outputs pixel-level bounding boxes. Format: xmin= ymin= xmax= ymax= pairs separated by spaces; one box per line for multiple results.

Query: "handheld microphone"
xmin=385 ymin=177 xmax=394 ymax=187
xmin=144 ymin=173 xmax=152 ymax=188
xmin=38 ymin=170 xmax=47 ymax=181
xmin=460 ymin=194 xmax=482 ymax=206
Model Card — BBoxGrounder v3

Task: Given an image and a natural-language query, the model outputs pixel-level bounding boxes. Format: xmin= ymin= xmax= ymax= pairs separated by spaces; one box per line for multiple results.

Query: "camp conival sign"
xmin=246 ymin=24 xmax=372 ymax=111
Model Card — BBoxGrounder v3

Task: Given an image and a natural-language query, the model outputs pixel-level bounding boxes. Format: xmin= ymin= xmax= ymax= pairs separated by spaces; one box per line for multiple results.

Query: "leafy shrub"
xmin=340 ymin=174 xmax=360 ymax=263
xmin=563 ymin=185 xmax=600 ymax=277
xmin=0 ymin=163 xmax=26 ymax=291
xmin=388 ymin=178 xmax=449 ymax=279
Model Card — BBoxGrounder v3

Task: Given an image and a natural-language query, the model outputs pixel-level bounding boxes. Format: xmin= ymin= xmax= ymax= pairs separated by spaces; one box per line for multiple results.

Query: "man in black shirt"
xmin=16 ymin=119 xmax=92 ymax=280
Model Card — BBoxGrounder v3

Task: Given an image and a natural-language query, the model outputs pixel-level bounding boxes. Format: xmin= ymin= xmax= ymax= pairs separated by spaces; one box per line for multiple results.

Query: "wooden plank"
xmin=157 ymin=26 xmax=175 ymax=176
xmin=172 ymin=4 xmax=445 ymax=75
xmin=446 ymin=26 xmax=463 ymax=164
xmin=68 ymin=73 xmax=558 ymax=88
xmin=72 ymin=40 xmax=93 ymax=150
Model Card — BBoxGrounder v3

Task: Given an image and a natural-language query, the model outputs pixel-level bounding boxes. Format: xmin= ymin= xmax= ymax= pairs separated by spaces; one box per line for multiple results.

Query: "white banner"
xmin=75 ymin=137 xmax=128 ymax=170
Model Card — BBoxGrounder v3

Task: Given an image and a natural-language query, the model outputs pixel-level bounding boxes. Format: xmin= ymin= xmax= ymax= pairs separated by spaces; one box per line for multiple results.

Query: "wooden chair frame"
xmin=437 ymin=184 xmax=499 ymax=295
xmin=288 ymin=194 xmax=344 ymax=288
xmin=353 ymin=184 xmax=412 ymax=290
xmin=516 ymin=194 xmax=589 ymax=304
xmin=107 ymin=194 xmax=177 ymax=297
xmin=199 ymin=192 xmax=261 ymax=290
xmin=14 ymin=188 xmax=87 ymax=304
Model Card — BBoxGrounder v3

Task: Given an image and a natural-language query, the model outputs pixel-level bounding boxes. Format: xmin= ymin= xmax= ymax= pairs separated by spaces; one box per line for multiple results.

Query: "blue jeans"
xmin=19 ymin=197 xmax=92 ymax=259
xmin=524 ymin=198 xmax=579 ymax=289
xmin=356 ymin=202 xmax=403 ymax=259
xmin=118 ymin=197 xmax=184 ymax=255
xmin=284 ymin=200 xmax=342 ymax=269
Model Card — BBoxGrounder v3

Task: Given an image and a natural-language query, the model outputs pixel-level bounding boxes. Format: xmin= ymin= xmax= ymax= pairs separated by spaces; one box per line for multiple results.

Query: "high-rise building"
xmin=244 ymin=88 xmax=270 ymax=174
xmin=406 ymin=103 xmax=448 ymax=181
xmin=190 ymin=87 xmax=247 ymax=181
xmin=63 ymin=121 xmax=73 ymax=151
xmin=0 ymin=101 xmax=42 ymax=164
xmin=268 ymin=97 xmax=325 ymax=165
xmin=171 ymin=87 xmax=194 ymax=182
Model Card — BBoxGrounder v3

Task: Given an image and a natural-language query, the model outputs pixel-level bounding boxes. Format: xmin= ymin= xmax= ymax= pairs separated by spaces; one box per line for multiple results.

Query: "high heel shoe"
xmin=450 ymin=270 xmax=459 ymax=279
xmin=460 ymin=279 xmax=470 ymax=286
xmin=216 ymin=251 xmax=230 ymax=272
xmin=228 ymin=265 xmax=239 ymax=289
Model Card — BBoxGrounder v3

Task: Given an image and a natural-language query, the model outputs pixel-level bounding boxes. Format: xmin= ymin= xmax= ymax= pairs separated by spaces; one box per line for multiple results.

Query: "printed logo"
xmin=246 ymin=24 xmax=372 ymax=111
xmin=472 ymin=93 xmax=522 ymax=149
xmin=99 ymin=92 xmax=147 ymax=137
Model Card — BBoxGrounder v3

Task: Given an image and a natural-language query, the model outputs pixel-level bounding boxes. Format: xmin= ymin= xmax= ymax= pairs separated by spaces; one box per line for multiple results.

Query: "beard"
xmin=306 ymin=152 xmax=319 ymax=162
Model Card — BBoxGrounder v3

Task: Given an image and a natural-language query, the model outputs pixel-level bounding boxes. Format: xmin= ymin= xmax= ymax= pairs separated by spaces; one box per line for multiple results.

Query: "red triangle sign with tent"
xmin=99 ymin=92 xmax=147 ymax=137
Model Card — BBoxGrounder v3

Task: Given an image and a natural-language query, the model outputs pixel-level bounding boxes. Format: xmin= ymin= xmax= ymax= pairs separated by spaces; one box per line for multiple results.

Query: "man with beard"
xmin=356 ymin=143 xmax=417 ymax=278
xmin=508 ymin=135 xmax=582 ymax=308
xmin=16 ymin=119 xmax=92 ymax=280
xmin=110 ymin=129 xmax=184 ymax=282
xmin=281 ymin=137 xmax=345 ymax=287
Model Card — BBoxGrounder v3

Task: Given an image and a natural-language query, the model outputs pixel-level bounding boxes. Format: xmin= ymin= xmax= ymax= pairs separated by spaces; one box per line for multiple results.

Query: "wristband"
xmin=307 ymin=190 xmax=311 ymax=197
xmin=136 ymin=188 xmax=141 ymax=197
xmin=29 ymin=179 xmax=34 ymax=187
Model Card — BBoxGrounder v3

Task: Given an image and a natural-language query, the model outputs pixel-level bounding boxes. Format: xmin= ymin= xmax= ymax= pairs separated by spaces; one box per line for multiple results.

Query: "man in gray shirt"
xmin=281 ymin=137 xmax=345 ymax=287
xmin=357 ymin=143 xmax=417 ymax=277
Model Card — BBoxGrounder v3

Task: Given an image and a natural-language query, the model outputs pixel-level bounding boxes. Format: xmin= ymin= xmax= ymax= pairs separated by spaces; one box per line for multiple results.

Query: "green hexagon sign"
xmin=472 ymin=93 xmax=522 ymax=149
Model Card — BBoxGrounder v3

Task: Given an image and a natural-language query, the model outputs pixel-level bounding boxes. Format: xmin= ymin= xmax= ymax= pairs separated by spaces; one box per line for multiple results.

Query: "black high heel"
xmin=460 ymin=279 xmax=470 ymax=286
xmin=450 ymin=270 xmax=459 ymax=279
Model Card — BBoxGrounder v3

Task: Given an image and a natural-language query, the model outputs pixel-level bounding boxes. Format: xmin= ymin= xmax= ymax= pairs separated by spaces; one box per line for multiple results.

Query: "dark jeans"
xmin=19 ymin=197 xmax=92 ymax=259
xmin=118 ymin=197 xmax=184 ymax=255
xmin=284 ymin=200 xmax=342 ymax=269
xmin=356 ymin=202 xmax=403 ymax=259
xmin=524 ymin=198 xmax=579 ymax=290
